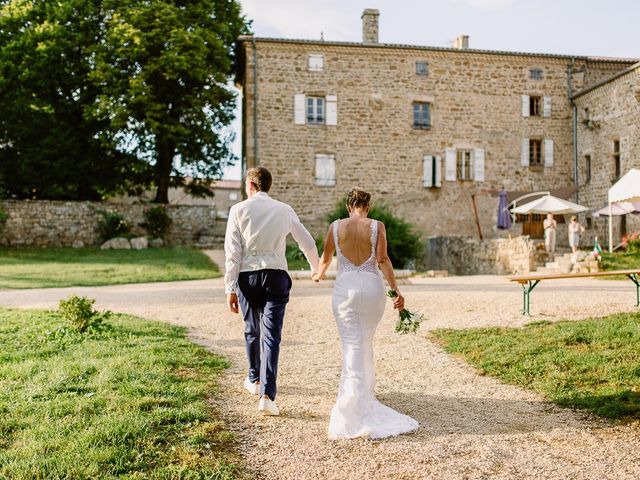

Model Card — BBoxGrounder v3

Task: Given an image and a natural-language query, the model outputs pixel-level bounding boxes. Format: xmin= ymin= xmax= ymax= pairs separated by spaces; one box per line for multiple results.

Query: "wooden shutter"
xmin=423 ymin=156 xmax=433 ymax=187
xmin=521 ymin=138 xmax=529 ymax=166
xmin=434 ymin=156 xmax=442 ymax=187
xmin=473 ymin=149 xmax=485 ymax=182
xmin=445 ymin=148 xmax=456 ymax=181
xmin=544 ymin=139 xmax=554 ymax=167
xmin=521 ymin=95 xmax=530 ymax=117
xmin=326 ymin=95 xmax=337 ymax=126
xmin=294 ymin=94 xmax=306 ymax=124
xmin=308 ymin=54 xmax=324 ymax=71
xmin=315 ymin=154 xmax=336 ymax=186
xmin=543 ymin=96 xmax=552 ymax=118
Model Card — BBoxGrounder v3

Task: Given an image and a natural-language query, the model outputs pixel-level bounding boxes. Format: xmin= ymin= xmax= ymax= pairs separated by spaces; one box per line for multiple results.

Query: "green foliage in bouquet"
xmin=387 ymin=290 xmax=424 ymax=334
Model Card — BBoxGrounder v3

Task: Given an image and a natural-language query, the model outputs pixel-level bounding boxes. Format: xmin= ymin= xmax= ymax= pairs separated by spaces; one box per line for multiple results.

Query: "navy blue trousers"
xmin=237 ymin=269 xmax=292 ymax=400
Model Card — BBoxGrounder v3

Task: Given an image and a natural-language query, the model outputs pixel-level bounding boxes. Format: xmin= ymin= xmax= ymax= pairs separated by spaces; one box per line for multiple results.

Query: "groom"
xmin=224 ymin=167 xmax=319 ymax=416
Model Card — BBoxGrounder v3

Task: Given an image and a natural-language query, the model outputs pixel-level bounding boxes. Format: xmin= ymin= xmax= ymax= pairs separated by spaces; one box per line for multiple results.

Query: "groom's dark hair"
xmin=246 ymin=167 xmax=272 ymax=192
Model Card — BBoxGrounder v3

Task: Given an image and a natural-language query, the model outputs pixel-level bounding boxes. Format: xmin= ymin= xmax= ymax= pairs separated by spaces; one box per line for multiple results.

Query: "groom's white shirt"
xmin=224 ymin=191 xmax=319 ymax=294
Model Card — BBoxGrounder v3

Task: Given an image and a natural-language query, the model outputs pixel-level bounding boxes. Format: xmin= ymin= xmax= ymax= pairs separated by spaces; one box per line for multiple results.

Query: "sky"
xmin=222 ymin=0 xmax=639 ymax=180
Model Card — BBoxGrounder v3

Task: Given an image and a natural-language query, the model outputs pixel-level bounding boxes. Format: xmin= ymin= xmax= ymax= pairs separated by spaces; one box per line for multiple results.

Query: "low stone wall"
xmin=0 ymin=200 xmax=216 ymax=247
xmin=421 ymin=235 xmax=536 ymax=275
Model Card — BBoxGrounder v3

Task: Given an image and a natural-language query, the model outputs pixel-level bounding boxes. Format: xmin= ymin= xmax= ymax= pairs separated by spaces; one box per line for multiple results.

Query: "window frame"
xmin=415 ymin=61 xmax=429 ymax=76
xmin=584 ymin=154 xmax=591 ymax=183
xmin=529 ymin=139 xmax=543 ymax=167
xmin=412 ymin=102 xmax=431 ymax=130
xmin=306 ymin=96 xmax=325 ymax=125
xmin=529 ymin=68 xmax=544 ymax=80
xmin=529 ymin=96 xmax=542 ymax=117
xmin=456 ymin=149 xmax=473 ymax=181
xmin=613 ymin=139 xmax=621 ymax=179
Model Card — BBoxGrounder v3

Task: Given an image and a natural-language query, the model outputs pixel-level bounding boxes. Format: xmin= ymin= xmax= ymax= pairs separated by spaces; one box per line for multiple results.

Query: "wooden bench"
xmin=509 ymin=269 xmax=640 ymax=315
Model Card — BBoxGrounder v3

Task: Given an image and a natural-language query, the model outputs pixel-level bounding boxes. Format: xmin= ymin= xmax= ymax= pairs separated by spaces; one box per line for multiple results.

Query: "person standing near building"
xmin=225 ymin=167 xmax=320 ymax=416
xmin=543 ymin=213 xmax=557 ymax=254
xmin=568 ymin=216 xmax=585 ymax=253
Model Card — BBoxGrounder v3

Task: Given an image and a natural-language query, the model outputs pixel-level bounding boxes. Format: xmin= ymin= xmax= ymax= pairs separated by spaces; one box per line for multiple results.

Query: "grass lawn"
xmin=0 ymin=247 xmax=220 ymax=289
xmin=601 ymin=251 xmax=640 ymax=272
xmin=0 ymin=307 xmax=245 ymax=479
xmin=431 ymin=311 xmax=640 ymax=420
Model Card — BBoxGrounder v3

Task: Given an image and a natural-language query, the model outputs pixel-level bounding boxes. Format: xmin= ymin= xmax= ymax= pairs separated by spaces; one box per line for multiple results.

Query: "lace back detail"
xmin=333 ymin=219 xmax=379 ymax=275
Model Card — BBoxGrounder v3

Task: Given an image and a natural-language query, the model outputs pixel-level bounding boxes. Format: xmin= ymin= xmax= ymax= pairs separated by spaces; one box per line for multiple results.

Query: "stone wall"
xmin=422 ymin=235 xmax=536 ymax=275
xmin=0 ymin=200 xmax=216 ymax=247
xmin=238 ymin=36 xmax=635 ymax=242
xmin=574 ymin=64 xmax=640 ymax=248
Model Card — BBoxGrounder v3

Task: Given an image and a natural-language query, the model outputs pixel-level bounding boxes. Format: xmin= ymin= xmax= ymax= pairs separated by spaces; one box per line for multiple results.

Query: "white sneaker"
xmin=243 ymin=377 xmax=260 ymax=395
xmin=258 ymin=395 xmax=279 ymax=416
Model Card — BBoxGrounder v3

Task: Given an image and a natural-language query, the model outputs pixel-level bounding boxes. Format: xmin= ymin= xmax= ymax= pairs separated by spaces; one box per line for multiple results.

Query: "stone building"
xmin=235 ymin=9 xmax=638 ymax=244
xmin=573 ymin=62 xmax=640 ymax=248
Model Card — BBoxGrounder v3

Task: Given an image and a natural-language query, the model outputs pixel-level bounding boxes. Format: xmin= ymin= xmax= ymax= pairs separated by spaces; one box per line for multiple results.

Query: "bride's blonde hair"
xmin=346 ymin=188 xmax=371 ymax=210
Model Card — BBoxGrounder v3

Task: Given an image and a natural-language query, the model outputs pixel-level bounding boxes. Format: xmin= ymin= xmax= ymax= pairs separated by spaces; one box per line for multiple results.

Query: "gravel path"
xmin=2 ymin=275 xmax=639 ymax=479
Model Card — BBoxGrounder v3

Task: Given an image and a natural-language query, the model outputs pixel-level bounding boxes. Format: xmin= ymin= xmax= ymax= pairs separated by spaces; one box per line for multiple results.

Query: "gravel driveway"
xmin=2 ymin=275 xmax=639 ymax=479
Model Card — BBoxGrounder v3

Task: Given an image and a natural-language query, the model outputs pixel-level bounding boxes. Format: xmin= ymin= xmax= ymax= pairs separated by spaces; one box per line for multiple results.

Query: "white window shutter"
xmin=473 ymin=149 xmax=485 ymax=182
xmin=543 ymin=96 xmax=552 ymax=118
xmin=315 ymin=154 xmax=336 ymax=186
xmin=521 ymin=138 xmax=529 ymax=167
xmin=326 ymin=95 xmax=337 ymax=126
xmin=423 ymin=156 xmax=433 ymax=187
xmin=294 ymin=94 xmax=306 ymax=125
xmin=521 ymin=95 xmax=530 ymax=117
xmin=434 ymin=156 xmax=442 ymax=187
xmin=445 ymin=148 xmax=456 ymax=181
xmin=544 ymin=139 xmax=554 ymax=167
xmin=308 ymin=54 xmax=324 ymax=71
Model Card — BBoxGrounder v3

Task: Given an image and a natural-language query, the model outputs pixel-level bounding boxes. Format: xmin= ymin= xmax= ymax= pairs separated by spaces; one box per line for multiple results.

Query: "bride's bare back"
xmin=336 ymin=217 xmax=374 ymax=266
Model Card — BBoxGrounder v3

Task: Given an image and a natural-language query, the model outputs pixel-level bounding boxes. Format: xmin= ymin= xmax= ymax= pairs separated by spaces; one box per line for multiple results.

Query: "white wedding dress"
xmin=328 ymin=219 xmax=419 ymax=440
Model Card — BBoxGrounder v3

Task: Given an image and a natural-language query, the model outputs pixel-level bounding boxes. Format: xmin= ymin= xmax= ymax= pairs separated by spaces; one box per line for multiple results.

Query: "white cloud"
xmin=240 ymin=0 xmax=355 ymax=41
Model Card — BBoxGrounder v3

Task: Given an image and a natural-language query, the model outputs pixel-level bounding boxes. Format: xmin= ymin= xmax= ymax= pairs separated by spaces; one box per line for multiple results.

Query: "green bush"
xmin=0 ymin=202 xmax=7 ymax=234
xmin=58 ymin=295 xmax=111 ymax=333
xmin=142 ymin=205 xmax=172 ymax=239
xmin=625 ymin=232 xmax=640 ymax=254
xmin=327 ymin=199 xmax=423 ymax=268
xmin=96 ymin=210 xmax=131 ymax=240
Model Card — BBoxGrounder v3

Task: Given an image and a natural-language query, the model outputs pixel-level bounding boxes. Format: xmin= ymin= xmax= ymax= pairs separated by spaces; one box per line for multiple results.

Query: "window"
xmin=456 ymin=150 xmax=473 ymax=180
xmin=307 ymin=97 xmax=325 ymax=124
xmin=613 ymin=140 xmax=621 ymax=179
xmin=416 ymin=61 xmax=429 ymax=76
xmin=413 ymin=102 xmax=431 ymax=129
xmin=585 ymin=155 xmax=591 ymax=183
xmin=522 ymin=95 xmax=551 ymax=117
xmin=529 ymin=96 xmax=542 ymax=116
xmin=529 ymin=139 xmax=542 ymax=166
xmin=422 ymin=155 xmax=441 ymax=187
xmin=315 ymin=154 xmax=336 ymax=186
xmin=308 ymin=54 xmax=324 ymax=72
xmin=294 ymin=94 xmax=337 ymax=125
xmin=529 ymin=68 xmax=544 ymax=80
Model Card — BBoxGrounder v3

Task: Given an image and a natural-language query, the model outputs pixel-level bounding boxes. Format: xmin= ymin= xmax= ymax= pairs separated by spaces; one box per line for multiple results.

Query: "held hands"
xmin=312 ymin=272 xmax=325 ymax=282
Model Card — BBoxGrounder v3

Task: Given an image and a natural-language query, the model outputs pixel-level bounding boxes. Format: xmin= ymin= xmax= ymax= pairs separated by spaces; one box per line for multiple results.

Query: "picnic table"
xmin=509 ymin=269 xmax=640 ymax=315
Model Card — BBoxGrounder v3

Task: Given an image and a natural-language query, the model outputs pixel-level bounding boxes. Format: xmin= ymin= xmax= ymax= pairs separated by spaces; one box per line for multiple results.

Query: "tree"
xmin=93 ymin=0 xmax=249 ymax=202
xmin=0 ymin=0 xmax=249 ymax=202
xmin=0 ymin=0 xmax=151 ymax=200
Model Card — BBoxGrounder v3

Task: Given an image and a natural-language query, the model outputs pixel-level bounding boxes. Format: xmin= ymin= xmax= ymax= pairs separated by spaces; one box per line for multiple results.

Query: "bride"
xmin=312 ymin=188 xmax=419 ymax=440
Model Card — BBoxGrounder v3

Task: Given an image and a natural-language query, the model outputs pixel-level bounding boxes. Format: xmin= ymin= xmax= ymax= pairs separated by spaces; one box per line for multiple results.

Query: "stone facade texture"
xmin=574 ymin=63 xmax=640 ymax=248
xmin=237 ymin=35 xmax=636 ymax=242
xmin=0 ymin=200 xmax=216 ymax=247
xmin=422 ymin=236 xmax=536 ymax=275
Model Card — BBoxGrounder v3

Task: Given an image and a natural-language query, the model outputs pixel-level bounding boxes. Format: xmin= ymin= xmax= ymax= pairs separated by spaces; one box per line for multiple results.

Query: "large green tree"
xmin=0 ymin=0 xmax=249 ymax=201
xmin=94 ymin=0 xmax=249 ymax=202
xmin=0 ymin=0 xmax=150 ymax=200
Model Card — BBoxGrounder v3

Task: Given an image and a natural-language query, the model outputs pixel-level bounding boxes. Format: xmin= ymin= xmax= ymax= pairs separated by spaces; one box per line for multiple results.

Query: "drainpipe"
xmin=251 ymin=37 xmax=259 ymax=167
xmin=568 ymin=58 xmax=579 ymax=204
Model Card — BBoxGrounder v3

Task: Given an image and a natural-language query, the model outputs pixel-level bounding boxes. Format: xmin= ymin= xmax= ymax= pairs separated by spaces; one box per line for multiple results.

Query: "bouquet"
xmin=387 ymin=290 xmax=424 ymax=334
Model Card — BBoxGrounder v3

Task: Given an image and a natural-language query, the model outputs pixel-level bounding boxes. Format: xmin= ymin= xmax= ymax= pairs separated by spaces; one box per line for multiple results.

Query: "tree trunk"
xmin=154 ymin=140 xmax=175 ymax=203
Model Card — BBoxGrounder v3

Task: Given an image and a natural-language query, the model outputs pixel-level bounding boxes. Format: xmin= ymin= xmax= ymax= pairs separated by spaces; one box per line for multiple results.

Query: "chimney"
xmin=361 ymin=9 xmax=379 ymax=44
xmin=453 ymin=35 xmax=469 ymax=50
